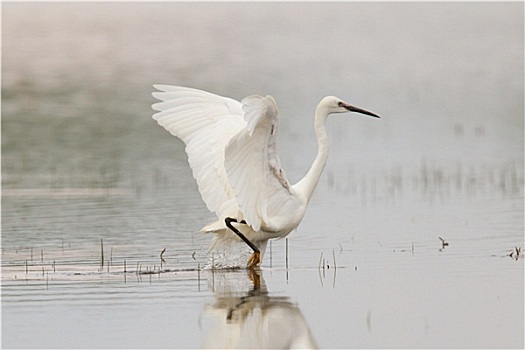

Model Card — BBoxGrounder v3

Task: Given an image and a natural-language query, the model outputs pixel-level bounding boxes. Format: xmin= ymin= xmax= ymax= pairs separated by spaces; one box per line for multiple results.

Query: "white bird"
xmin=152 ymin=85 xmax=380 ymax=269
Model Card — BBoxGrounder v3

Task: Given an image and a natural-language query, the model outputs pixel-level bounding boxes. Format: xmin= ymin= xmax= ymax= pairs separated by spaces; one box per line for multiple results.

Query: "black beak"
xmin=340 ymin=101 xmax=380 ymax=118
xmin=345 ymin=104 xmax=381 ymax=118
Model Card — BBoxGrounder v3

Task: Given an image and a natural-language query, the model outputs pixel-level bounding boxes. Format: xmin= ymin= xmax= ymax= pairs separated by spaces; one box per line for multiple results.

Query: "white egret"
xmin=152 ymin=86 xmax=380 ymax=269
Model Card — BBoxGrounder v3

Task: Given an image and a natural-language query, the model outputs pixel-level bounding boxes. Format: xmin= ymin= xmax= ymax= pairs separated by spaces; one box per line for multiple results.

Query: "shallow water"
xmin=2 ymin=2 xmax=524 ymax=349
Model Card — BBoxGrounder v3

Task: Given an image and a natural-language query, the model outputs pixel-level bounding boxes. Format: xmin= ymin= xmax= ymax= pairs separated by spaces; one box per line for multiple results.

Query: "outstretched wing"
xmin=152 ymin=85 xmax=245 ymax=217
xmin=225 ymin=95 xmax=300 ymax=232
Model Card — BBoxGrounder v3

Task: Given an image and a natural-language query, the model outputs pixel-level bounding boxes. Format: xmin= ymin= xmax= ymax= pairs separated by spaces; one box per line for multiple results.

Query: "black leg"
xmin=225 ymin=217 xmax=259 ymax=253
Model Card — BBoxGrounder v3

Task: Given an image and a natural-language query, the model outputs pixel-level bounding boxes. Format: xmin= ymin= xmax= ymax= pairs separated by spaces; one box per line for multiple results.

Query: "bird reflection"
xmin=202 ymin=269 xmax=318 ymax=349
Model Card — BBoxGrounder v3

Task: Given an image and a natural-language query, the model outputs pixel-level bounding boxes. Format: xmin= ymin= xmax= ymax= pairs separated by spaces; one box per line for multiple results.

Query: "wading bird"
xmin=152 ymin=86 xmax=380 ymax=269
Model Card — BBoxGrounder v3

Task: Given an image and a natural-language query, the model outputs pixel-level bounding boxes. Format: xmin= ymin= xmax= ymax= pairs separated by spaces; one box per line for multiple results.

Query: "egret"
xmin=152 ymin=86 xmax=380 ymax=269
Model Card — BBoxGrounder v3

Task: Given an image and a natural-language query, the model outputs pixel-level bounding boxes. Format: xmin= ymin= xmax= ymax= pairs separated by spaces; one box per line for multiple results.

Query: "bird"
xmin=151 ymin=85 xmax=380 ymax=269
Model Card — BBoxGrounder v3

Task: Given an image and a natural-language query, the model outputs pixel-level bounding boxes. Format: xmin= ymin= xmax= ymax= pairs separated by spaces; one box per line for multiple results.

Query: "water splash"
xmin=204 ymin=241 xmax=253 ymax=270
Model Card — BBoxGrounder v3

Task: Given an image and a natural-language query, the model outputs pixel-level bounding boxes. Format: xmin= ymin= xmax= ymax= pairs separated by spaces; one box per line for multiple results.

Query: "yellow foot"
xmin=247 ymin=251 xmax=261 ymax=269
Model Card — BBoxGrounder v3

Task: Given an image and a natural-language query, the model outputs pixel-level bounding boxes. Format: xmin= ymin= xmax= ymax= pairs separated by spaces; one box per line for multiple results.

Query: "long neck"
xmin=293 ymin=107 xmax=329 ymax=203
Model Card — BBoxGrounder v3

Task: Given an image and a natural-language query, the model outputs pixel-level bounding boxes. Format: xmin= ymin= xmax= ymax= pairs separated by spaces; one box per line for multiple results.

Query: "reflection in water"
xmin=202 ymin=270 xmax=318 ymax=349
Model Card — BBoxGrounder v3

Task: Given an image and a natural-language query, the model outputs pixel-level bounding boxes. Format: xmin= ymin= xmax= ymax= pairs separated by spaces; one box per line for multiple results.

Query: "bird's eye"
xmin=338 ymin=101 xmax=343 ymax=107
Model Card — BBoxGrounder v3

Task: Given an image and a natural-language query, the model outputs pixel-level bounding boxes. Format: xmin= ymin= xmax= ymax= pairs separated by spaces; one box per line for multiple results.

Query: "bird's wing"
xmin=152 ymin=85 xmax=245 ymax=217
xmin=225 ymin=95 xmax=300 ymax=232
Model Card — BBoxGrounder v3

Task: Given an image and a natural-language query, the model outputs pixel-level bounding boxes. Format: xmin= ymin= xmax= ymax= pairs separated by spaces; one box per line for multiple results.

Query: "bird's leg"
xmin=225 ymin=217 xmax=259 ymax=252
xmin=246 ymin=252 xmax=261 ymax=269
xmin=225 ymin=217 xmax=260 ymax=269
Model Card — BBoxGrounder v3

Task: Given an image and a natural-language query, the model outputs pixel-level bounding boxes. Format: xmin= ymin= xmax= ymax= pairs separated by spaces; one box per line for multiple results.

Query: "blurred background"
xmin=3 ymin=2 xmax=522 ymax=249
xmin=3 ymin=2 xmax=522 ymax=189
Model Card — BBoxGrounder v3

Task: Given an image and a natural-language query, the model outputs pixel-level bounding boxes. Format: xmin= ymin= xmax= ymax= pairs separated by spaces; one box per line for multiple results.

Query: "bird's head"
xmin=319 ymin=96 xmax=380 ymax=119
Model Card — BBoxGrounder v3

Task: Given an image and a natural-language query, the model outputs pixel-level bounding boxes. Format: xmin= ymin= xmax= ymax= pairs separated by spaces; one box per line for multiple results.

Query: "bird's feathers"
xmin=152 ymin=85 xmax=245 ymax=218
xmin=152 ymin=86 xmax=297 ymax=233
xmin=225 ymin=95 xmax=298 ymax=231
xmin=241 ymin=94 xmax=278 ymax=136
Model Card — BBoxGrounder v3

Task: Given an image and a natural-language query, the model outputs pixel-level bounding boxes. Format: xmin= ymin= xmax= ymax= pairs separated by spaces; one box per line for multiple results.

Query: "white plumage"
xmin=152 ymin=85 xmax=379 ymax=268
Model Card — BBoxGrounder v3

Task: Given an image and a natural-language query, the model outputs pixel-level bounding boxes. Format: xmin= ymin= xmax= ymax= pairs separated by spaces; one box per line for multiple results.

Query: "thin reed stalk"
xmin=100 ymin=239 xmax=104 ymax=267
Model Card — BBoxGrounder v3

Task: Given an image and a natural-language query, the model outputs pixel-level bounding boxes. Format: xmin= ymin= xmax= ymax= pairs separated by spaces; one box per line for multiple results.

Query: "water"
xmin=2 ymin=2 xmax=524 ymax=348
